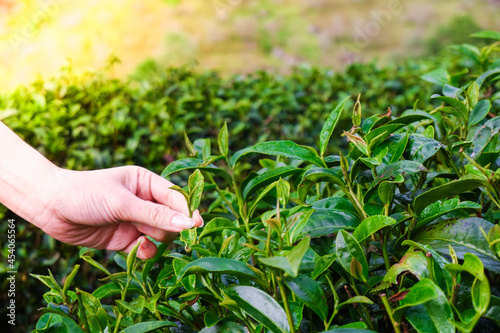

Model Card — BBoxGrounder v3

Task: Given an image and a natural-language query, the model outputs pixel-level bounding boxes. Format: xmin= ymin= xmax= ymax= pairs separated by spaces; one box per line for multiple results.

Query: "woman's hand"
xmin=31 ymin=166 xmax=203 ymax=259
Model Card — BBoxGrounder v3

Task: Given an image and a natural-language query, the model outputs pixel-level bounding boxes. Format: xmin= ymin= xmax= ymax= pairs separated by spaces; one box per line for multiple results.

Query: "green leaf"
xmin=116 ymin=295 xmax=145 ymax=314
xmin=378 ymin=160 xmax=428 ymax=179
xmin=319 ymin=96 xmax=350 ymax=157
xmin=30 ymin=270 xmax=63 ymax=295
xmin=393 ymin=278 xmax=453 ymax=333
xmin=285 ymin=275 xmax=328 ymax=321
xmin=259 ymin=237 xmax=310 ymax=277
xmin=352 ymin=215 xmax=397 ymax=243
xmin=184 ymin=131 xmax=196 ymax=156
xmin=231 ymin=140 xmax=324 ymax=167
xmin=243 ymin=166 xmax=303 ymax=200
xmin=337 ymin=296 xmax=374 ymax=308
xmin=277 ymin=178 xmax=291 ymax=207
xmin=199 ymin=321 xmax=248 ymax=333
xmin=414 ymin=217 xmax=500 ymax=273
xmin=432 ymin=95 xmax=468 ymax=120
xmin=320 ymin=329 xmax=377 ymax=333
xmin=469 ymin=100 xmax=491 ymax=128
xmin=188 ymin=169 xmax=204 ymax=213
xmin=466 ymin=81 xmax=479 ymax=110
xmin=300 ymin=210 xmax=359 ymax=238
xmin=336 ymin=230 xmax=368 ymax=282
xmin=198 ymin=217 xmax=244 ymax=239
xmin=475 ymin=69 xmax=500 ymax=89
xmin=225 ymin=286 xmax=290 ymax=333
xmin=471 ymin=30 xmax=500 ymax=40
xmin=62 ymin=265 xmax=80 ymax=298
xmin=484 ymin=295 xmax=500 ymax=324
xmin=121 ymin=321 xmax=176 ymax=333
xmin=177 ymin=258 xmax=259 ymax=281
xmin=218 ymin=122 xmax=229 ymax=156
xmin=161 ymin=158 xmax=231 ymax=183
xmin=298 ymin=167 xmax=345 ymax=204
xmin=416 ymin=198 xmax=481 ymax=230
xmin=413 ymin=175 xmax=485 ymax=215
xmin=421 ymin=68 xmax=450 ymax=85
xmin=380 ymin=248 xmax=429 ymax=288
xmin=126 ymin=241 xmax=140 ymax=278
xmin=469 ymin=116 xmax=500 ymax=158
xmin=311 ymin=254 xmax=337 ymax=279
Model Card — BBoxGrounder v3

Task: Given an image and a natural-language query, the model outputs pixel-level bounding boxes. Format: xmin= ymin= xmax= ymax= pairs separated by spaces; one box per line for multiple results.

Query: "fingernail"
xmin=172 ymin=215 xmax=195 ymax=229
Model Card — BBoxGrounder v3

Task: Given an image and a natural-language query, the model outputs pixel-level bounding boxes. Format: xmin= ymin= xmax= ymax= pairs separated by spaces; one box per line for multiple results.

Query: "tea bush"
xmin=1 ymin=31 xmax=499 ymax=332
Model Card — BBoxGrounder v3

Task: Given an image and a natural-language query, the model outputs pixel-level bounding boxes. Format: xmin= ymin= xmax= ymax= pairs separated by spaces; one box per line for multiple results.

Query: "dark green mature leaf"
xmin=285 ymin=275 xmax=328 ymax=321
xmin=475 ymin=69 xmax=500 ymax=89
xmin=352 ymin=215 xmax=397 ymax=243
xmin=320 ymin=329 xmax=378 ymax=333
xmin=414 ymin=217 xmax=500 ymax=272
xmin=413 ymin=175 xmax=486 ymax=215
xmin=259 ymin=237 xmax=310 ymax=277
xmin=121 ymin=321 xmax=176 ymax=333
xmin=243 ymin=166 xmax=303 ymax=200
xmin=432 ymin=95 xmax=468 ymax=120
xmin=397 ymin=279 xmax=454 ymax=333
xmin=177 ymin=258 xmax=259 ymax=281
xmin=298 ymin=167 xmax=345 ymax=203
xmin=161 ymin=158 xmax=231 ymax=183
xmin=415 ymin=198 xmax=481 ymax=230
xmin=378 ymin=160 xmax=428 ymax=179
xmin=199 ymin=321 xmax=249 ymax=333
xmin=484 ymin=295 xmax=500 ymax=324
xmin=311 ymin=254 xmax=337 ymax=279
xmin=469 ymin=116 xmax=500 ymax=158
xmin=312 ymin=197 xmax=357 ymax=215
xmin=226 ymin=286 xmax=290 ymax=333
xmin=319 ymin=96 xmax=350 ymax=157
xmin=231 ymin=140 xmax=324 ymax=167
xmin=300 ymin=210 xmax=359 ymax=238
xmin=365 ymin=123 xmax=407 ymax=145
xmin=336 ymin=230 xmax=368 ymax=282
xmin=469 ymin=100 xmax=491 ymax=128
xmin=198 ymin=217 xmax=244 ymax=239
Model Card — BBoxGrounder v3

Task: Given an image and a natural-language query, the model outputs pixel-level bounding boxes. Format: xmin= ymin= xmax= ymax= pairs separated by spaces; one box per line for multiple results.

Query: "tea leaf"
xmin=336 ymin=230 xmax=368 ymax=282
xmin=259 ymin=237 xmax=311 ymax=277
xmin=225 ymin=286 xmax=290 ymax=333
xmin=161 ymin=158 xmax=231 ymax=183
xmin=298 ymin=167 xmax=345 ymax=204
xmin=414 ymin=217 xmax=500 ymax=273
xmin=177 ymin=258 xmax=259 ymax=281
xmin=468 ymin=100 xmax=491 ymax=128
xmin=319 ymin=96 xmax=350 ymax=157
xmin=300 ymin=210 xmax=359 ymax=238
xmin=413 ymin=175 xmax=485 ymax=215
xmin=432 ymin=95 xmax=468 ymax=121
xmin=231 ymin=140 xmax=324 ymax=167
xmin=188 ymin=169 xmax=204 ymax=213
xmin=284 ymin=275 xmax=328 ymax=321
xmin=218 ymin=122 xmax=229 ymax=157
xmin=352 ymin=215 xmax=397 ymax=243
xmin=121 ymin=321 xmax=176 ymax=333
xmin=415 ymin=198 xmax=481 ymax=230
xmin=198 ymin=217 xmax=244 ymax=239
xmin=243 ymin=166 xmax=302 ymax=200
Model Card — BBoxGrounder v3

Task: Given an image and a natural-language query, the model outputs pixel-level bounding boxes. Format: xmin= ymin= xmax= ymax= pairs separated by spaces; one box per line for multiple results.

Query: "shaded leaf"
xmin=285 ymin=275 xmax=328 ymax=321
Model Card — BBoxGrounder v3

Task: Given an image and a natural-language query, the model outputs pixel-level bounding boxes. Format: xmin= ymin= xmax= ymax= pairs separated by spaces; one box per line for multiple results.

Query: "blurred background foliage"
xmin=0 ymin=0 xmax=499 ymax=331
xmin=0 ymin=0 xmax=499 ymax=91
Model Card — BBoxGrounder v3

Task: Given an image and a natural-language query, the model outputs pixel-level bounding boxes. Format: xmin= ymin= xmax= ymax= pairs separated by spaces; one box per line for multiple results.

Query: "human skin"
xmin=0 ymin=121 xmax=203 ymax=259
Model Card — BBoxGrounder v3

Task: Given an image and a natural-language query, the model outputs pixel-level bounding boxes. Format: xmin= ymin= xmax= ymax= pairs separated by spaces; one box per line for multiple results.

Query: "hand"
xmin=30 ymin=166 xmax=203 ymax=259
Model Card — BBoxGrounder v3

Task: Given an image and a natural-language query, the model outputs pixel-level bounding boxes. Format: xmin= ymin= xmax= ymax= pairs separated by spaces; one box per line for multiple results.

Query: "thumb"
xmin=124 ymin=194 xmax=196 ymax=232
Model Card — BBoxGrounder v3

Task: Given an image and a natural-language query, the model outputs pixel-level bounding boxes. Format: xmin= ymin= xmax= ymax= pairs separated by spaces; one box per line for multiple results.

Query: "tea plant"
xmin=9 ymin=31 xmax=500 ymax=332
xmin=32 ymin=43 xmax=500 ymax=331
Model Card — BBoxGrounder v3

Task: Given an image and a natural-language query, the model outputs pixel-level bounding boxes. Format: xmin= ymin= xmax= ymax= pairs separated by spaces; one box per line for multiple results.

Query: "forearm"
xmin=0 ymin=121 xmax=62 ymax=225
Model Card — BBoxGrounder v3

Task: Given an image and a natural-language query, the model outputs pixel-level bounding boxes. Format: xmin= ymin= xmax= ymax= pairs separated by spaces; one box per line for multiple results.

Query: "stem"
xmin=277 ymin=275 xmax=296 ymax=333
xmin=380 ymin=293 xmax=401 ymax=333
xmin=76 ymin=291 xmax=91 ymax=333
xmin=206 ymin=172 xmax=240 ymax=219
xmin=380 ymin=230 xmax=391 ymax=271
